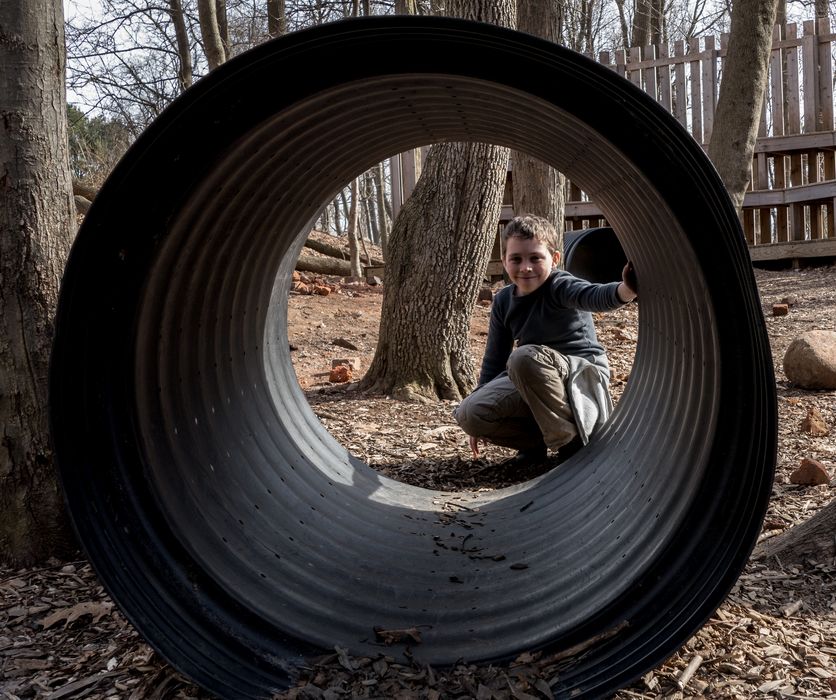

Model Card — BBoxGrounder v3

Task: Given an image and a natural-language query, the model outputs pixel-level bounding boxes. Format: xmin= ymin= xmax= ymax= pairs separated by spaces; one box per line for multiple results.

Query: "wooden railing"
xmin=562 ymin=19 xmax=836 ymax=260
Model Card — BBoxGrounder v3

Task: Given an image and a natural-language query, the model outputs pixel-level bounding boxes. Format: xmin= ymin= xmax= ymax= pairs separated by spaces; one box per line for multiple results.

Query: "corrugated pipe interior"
xmin=50 ymin=16 xmax=776 ymax=700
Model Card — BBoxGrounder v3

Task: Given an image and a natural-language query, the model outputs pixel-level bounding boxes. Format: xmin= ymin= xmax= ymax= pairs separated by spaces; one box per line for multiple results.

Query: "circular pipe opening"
xmin=564 ymin=227 xmax=628 ymax=284
xmin=51 ymin=17 xmax=776 ymax=699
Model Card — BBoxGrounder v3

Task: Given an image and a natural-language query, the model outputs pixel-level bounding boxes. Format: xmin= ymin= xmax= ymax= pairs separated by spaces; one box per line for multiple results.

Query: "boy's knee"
xmin=453 ymin=394 xmax=491 ymax=437
xmin=506 ymin=345 xmax=543 ymax=382
xmin=507 ymin=345 xmax=568 ymax=384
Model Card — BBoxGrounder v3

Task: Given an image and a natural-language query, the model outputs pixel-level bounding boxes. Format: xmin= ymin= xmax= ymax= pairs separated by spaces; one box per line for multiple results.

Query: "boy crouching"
xmin=454 ymin=214 xmax=638 ymax=467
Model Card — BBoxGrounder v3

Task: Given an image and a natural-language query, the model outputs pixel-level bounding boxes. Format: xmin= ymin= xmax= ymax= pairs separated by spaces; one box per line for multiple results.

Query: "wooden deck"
xmin=747 ymin=237 xmax=836 ymax=261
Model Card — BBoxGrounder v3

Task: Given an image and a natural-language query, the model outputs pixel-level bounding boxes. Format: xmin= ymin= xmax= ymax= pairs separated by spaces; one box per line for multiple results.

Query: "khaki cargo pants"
xmin=453 ymin=344 xmax=579 ymax=452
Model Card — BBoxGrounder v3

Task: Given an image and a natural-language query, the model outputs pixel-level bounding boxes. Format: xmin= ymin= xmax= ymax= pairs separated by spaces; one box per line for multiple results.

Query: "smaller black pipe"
xmin=564 ymin=227 xmax=627 ymax=284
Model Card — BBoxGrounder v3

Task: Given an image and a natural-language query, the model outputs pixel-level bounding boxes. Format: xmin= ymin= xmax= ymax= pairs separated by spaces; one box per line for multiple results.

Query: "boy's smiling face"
xmin=502 ymin=235 xmax=561 ymax=296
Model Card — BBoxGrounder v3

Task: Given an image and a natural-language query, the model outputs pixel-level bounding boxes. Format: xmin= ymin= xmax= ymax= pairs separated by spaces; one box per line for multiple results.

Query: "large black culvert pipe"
xmin=50 ymin=16 xmax=776 ymax=699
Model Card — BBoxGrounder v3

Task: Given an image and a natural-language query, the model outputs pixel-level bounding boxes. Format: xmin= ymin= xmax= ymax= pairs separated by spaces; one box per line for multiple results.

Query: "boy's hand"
xmin=469 ymin=436 xmax=481 ymax=458
xmin=618 ymin=261 xmax=638 ymax=302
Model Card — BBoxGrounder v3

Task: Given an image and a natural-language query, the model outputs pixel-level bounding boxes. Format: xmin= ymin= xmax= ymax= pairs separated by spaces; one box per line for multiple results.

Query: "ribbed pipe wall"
xmin=50 ymin=17 xmax=776 ymax=699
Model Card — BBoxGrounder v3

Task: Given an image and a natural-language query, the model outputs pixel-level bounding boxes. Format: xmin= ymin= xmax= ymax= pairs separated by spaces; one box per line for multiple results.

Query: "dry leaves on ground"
xmin=2 ymin=264 xmax=835 ymax=699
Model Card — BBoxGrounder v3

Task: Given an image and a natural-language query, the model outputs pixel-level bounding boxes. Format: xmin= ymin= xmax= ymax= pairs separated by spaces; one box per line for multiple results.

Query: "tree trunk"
xmin=364 ymin=171 xmax=380 ymax=245
xmin=652 ymin=0 xmax=665 ymax=44
xmin=198 ymin=0 xmax=227 ymax=70
xmin=512 ymin=158 xmax=566 ymax=245
xmin=755 ymin=498 xmax=836 ymax=566
xmin=359 ymin=230 xmax=372 ymax=267
xmin=169 ymin=0 xmax=193 ymax=90
xmin=376 ymin=162 xmax=390 ymax=257
xmin=360 ymin=0 xmax=515 ymax=401
xmin=580 ymin=0 xmax=594 ymax=53
xmin=707 ymin=0 xmax=779 ymax=213
xmin=347 ymin=178 xmax=362 ymax=278
xmin=318 ymin=206 xmax=330 ymax=234
xmin=631 ymin=0 xmax=651 ymax=47
xmin=216 ymin=0 xmax=230 ymax=59
xmin=267 ymin=0 xmax=287 ymax=37
xmin=361 ymin=139 xmax=510 ymax=401
xmin=0 ymin=0 xmax=77 ymax=565
xmin=330 ymin=198 xmax=343 ymax=235
xmin=630 ymin=0 xmax=665 ymax=47
xmin=339 ymin=189 xmax=350 ymax=235
xmin=815 ymin=0 xmax=828 ymax=19
xmin=775 ymin=0 xmax=786 ymax=28
xmin=614 ymin=0 xmax=629 ymax=48
xmin=511 ymin=0 xmax=565 ymax=253
xmin=395 ymin=0 xmax=419 ymax=13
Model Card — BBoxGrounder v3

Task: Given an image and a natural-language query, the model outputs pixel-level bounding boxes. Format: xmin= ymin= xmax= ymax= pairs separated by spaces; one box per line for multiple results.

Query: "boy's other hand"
xmin=469 ymin=436 xmax=481 ymax=458
xmin=619 ymin=261 xmax=638 ymax=302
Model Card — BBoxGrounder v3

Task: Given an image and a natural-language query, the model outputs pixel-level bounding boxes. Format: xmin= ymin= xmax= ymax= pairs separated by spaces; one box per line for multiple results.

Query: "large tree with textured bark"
xmin=361 ymin=0 xmax=515 ymax=402
xmin=707 ymin=0 xmax=779 ymax=213
xmin=0 ymin=0 xmax=77 ymax=565
xmin=511 ymin=0 xmax=565 ymax=248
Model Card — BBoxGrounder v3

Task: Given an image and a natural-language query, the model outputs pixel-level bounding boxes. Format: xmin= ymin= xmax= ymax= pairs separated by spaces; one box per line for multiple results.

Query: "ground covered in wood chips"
xmin=2 ymin=262 xmax=835 ymax=700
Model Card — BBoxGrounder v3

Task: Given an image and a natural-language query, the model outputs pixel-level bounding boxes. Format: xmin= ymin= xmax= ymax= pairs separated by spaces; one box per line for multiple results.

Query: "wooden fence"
xmin=392 ymin=20 xmax=836 ymax=262
xmin=565 ymin=19 xmax=836 ymax=260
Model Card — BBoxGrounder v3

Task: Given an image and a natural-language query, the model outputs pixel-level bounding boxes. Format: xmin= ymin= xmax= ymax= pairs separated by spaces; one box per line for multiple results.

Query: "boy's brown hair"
xmin=501 ymin=214 xmax=560 ymax=255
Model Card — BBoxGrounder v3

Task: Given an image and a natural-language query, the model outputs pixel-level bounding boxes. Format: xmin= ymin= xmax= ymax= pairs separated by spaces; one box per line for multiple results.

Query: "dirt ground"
xmin=1 ymin=260 xmax=835 ymax=699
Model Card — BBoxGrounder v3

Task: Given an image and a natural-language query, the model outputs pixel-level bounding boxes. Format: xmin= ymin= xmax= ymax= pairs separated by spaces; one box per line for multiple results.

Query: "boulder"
xmin=789 ymin=458 xmax=831 ymax=486
xmin=801 ymin=407 xmax=829 ymax=436
xmin=478 ymin=287 xmax=494 ymax=302
xmin=329 ymin=365 xmax=353 ymax=383
xmin=783 ymin=330 xmax=836 ymax=389
xmin=331 ymin=357 xmax=360 ymax=371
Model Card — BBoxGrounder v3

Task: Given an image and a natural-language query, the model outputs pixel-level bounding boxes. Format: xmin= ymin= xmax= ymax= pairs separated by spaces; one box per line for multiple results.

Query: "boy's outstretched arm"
xmin=618 ymin=261 xmax=638 ymax=303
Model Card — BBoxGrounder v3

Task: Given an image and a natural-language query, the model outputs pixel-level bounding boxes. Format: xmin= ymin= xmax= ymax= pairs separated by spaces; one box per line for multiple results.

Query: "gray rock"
xmin=783 ymin=330 xmax=836 ymax=389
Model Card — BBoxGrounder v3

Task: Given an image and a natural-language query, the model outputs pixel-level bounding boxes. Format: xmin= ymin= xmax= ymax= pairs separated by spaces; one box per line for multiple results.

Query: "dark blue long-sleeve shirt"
xmin=479 ymin=270 xmax=624 ymax=386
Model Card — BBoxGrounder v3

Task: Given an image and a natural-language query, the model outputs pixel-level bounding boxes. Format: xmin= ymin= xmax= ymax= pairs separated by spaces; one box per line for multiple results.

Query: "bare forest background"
xmin=64 ymin=0 xmax=833 ymax=254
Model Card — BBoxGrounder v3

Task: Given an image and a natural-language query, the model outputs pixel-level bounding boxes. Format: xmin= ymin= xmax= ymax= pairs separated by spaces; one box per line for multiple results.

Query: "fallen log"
xmin=73 ymin=181 xmax=98 ymax=201
xmin=295 ymin=253 xmax=351 ymax=276
xmin=74 ymin=195 xmax=92 ymax=215
xmin=304 ymin=235 xmax=384 ymax=267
